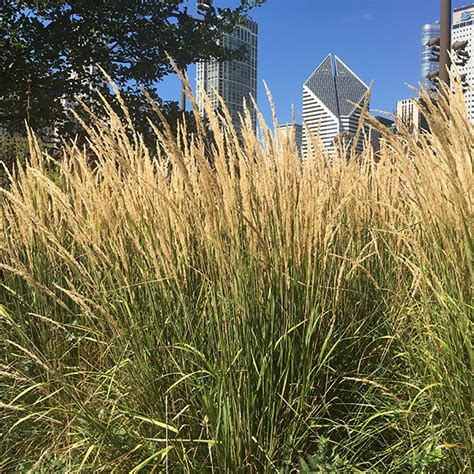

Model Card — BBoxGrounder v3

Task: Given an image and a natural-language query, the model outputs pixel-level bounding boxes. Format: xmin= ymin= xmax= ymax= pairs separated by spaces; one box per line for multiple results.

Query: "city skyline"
xmin=157 ymin=0 xmax=470 ymax=125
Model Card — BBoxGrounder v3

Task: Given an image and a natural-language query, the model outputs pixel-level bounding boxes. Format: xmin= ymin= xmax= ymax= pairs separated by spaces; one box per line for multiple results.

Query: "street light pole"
xmin=26 ymin=75 xmax=32 ymax=125
xmin=439 ymin=0 xmax=452 ymax=86
xmin=180 ymin=4 xmax=189 ymax=114
xmin=181 ymin=72 xmax=187 ymax=112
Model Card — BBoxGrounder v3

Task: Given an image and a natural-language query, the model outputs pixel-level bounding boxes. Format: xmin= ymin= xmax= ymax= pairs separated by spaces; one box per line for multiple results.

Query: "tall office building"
xmin=420 ymin=22 xmax=441 ymax=89
xmin=396 ymin=98 xmax=424 ymax=139
xmin=370 ymin=116 xmax=395 ymax=153
xmin=196 ymin=18 xmax=258 ymax=134
xmin=453 ymin=4 xmax=474 ymax=122
xmin=302 ymin=54 xmax=370 ymax=156
xmin=277 ymin=123 xmax=303 ymax=153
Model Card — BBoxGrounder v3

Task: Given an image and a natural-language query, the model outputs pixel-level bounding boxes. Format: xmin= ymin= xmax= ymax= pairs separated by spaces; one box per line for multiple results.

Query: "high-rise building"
xmin=420 ymin=22 xmax=441 ymax=90
xmin=302 ymin=54 xmax=370 ymax=156
xmin=396 ymin=98 xmax=424 ymax=139
xmin=452 ymin=4 xmax=474 ymax=122
xmin=370 ymin=116 xmax=395 ymax=153
xmin=196 ymin=18 xmax=258 ymax=134
xmin=277 ymin=123 xmax=303 ymax=153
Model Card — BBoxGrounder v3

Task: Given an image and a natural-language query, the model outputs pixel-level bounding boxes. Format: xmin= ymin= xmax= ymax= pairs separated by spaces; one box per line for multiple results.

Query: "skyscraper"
xmin=396 ymin=98 xmax=423 ymax=139
xmin=277 ymin=123 xmax=303 ymax=153
xmin=302 ymin=54 xmax=370 ymax=156
xmin=452 ymin=4 xmax=474 ymax=122
xmin=196 ymin=18 xmax=258 ymax=134
xmin=420 ymin=22 xmax=441 ymax=90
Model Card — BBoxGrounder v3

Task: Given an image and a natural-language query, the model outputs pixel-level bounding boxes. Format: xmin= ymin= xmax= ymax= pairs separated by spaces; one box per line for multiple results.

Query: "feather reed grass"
xmin=0 ymin=81 xmax=472 ymax=472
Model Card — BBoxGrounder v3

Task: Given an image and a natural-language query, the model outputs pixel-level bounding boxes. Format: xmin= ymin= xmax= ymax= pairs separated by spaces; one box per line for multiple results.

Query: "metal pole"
xmin=26 ymin=75 xmax=32 ymax=124
xmin=181 ymin=67 xmax=187 ymax=113
xmin=180 ymin=5 xmax=189 ymax=113
xmin=439 ymin=0 xmax=452 ymax=86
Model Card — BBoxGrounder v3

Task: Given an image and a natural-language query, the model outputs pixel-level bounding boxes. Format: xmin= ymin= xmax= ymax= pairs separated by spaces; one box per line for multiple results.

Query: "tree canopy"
xmin=0 ymin=0 xmax=265 ymax=137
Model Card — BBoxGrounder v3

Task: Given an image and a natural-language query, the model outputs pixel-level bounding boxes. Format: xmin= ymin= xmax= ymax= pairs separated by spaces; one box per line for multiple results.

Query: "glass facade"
xmin=305 ymin=56 xmax=339 ymax=116
xmin=334 ymin=58 xmax=369 ymax=116
xmin=420 ymin=22 xmax=441 ymax=90
xmin=196 ymin=18 xmax=258 ymax=133
xmin=305 ymin=55 xmax=368 ymax=120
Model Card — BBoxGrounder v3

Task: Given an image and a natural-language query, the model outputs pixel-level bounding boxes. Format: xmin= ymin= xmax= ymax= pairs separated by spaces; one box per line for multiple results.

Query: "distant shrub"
xmin=0 ymin=135 xmax=30 ymax=187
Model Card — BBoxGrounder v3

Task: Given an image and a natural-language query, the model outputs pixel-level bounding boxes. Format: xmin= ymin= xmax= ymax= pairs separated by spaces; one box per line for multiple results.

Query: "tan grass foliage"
xmin=0 ymin=80 xmax=472 ymax=471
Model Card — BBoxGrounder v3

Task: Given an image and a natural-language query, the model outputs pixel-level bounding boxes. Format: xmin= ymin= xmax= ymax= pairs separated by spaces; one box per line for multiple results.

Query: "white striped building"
xmin=302 ymin=54 xmax=370 ymax=156
xmin=452 ymin=4 xmax=474 ymax=122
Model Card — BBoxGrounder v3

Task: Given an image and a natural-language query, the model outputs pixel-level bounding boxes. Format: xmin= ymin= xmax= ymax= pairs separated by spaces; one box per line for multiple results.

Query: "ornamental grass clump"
xmin=0 ymin=82 xmax=472 ymax=472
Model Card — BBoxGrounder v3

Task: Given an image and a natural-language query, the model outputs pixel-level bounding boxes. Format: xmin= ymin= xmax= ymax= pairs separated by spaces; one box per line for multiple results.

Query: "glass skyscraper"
xmin=302 ymin=54 xmax=370 ymax=156
xmin=420 ymin=22 xmax=441 ymax=90
xmin=196 ymin=18 xmax=258 ymax=134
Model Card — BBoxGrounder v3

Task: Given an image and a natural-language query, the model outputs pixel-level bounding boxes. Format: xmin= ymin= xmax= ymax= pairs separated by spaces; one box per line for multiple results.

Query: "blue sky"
xmin=157 ymin=0 xmax=469 ymax=124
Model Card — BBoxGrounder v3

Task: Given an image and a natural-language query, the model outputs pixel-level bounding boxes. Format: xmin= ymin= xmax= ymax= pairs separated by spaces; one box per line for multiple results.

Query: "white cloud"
xmin=361 ymin=13 xmax=375 ymax=21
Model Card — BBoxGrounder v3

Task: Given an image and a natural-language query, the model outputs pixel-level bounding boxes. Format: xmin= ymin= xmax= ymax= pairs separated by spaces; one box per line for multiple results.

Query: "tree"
xmin=0 ymin=0 xmax=265 ymax=137
xmin=0 ymin=134 xmax=30 ymax=188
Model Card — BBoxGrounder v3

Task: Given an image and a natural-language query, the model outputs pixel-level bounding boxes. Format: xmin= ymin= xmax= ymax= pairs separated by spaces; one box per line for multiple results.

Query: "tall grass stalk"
xmin=0 ymin=82 xmax=472 ymax=472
